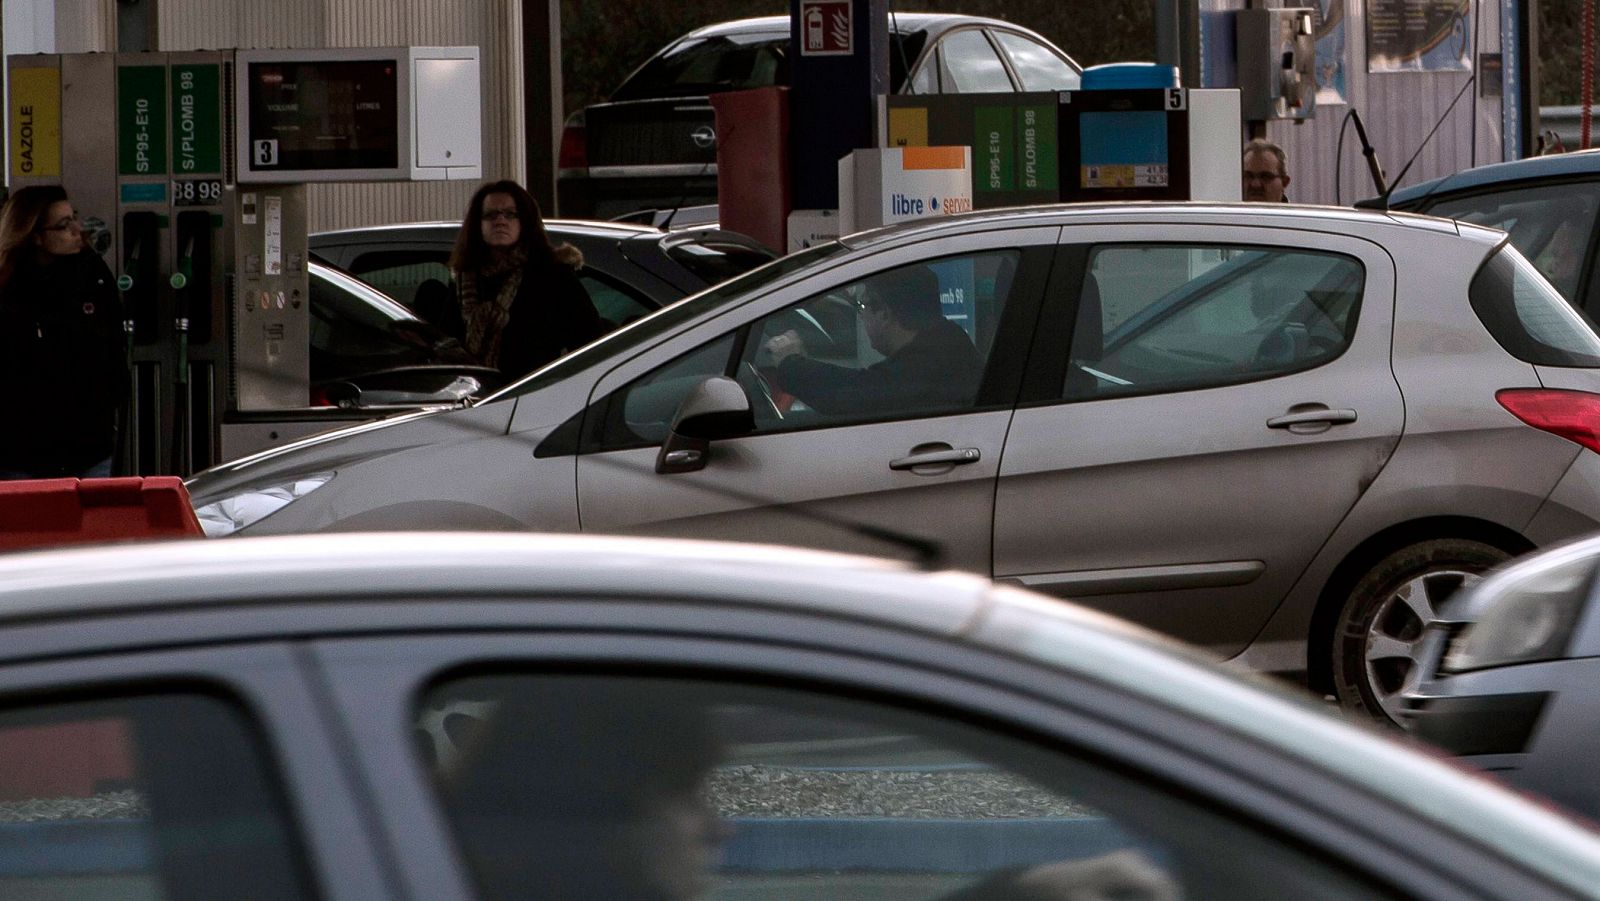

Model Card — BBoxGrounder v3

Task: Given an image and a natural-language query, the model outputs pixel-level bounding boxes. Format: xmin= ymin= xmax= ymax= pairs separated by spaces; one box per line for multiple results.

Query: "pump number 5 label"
xmin=253 ymin=139 xmax=279 ymax=167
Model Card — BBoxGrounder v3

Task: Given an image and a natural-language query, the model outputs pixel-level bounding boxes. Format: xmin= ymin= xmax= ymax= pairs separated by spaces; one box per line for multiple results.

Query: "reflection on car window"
xmin=994 ymin=31 xmax=1081 ymax=90
xmin=1470 ymin=244 xmax=1600 ymax=367
xmin=612 ymin=34 xmax=790 ymax=100
xmin=599 ymin=250 xmax=1019 ymax=448
xmin=419 ymin=672 xmax=1391 ymax=901
xmin=939 ymin=30 xmax=1015 ymax=93
xmin=1065 ymin=244 xmax=1364 ymax=400
xmin=492 ymin=241 xmax=848 ymax=404
xmin=1427 ymin=182 xmax=1600 ymax=304
xmin=0 ymin=692 xmax=311 ymax=900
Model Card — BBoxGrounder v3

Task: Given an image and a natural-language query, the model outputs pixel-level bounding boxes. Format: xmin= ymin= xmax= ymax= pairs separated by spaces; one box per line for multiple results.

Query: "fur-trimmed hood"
xmin=552 ymin=242 xmax=584 ymax=270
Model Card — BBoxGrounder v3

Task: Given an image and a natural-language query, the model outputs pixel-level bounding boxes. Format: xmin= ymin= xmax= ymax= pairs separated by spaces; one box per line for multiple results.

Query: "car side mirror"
xmin=655 ymin=376 xmax=754 ymax=474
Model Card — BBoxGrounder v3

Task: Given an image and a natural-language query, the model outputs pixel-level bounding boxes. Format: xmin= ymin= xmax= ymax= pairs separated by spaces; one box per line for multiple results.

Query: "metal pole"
xmin=521 ymin=0 xmax=561 ymax=215
xmin=1153 ymin=0 xmax=1181 ymax=71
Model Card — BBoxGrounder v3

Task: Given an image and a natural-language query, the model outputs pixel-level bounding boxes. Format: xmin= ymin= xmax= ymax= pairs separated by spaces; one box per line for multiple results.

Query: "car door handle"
xmin=889 ymin=447 xmax=982 ymax=470
xmin=1267 ymin=408 xmax=1358 ymax=429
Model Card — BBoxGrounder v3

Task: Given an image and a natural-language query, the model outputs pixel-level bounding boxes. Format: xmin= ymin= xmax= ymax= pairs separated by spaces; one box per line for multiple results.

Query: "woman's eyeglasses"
xmin=482 ymin=209 xmax=519 ymax=222
xmin=39 ymin=214 xmax=81 ymax=233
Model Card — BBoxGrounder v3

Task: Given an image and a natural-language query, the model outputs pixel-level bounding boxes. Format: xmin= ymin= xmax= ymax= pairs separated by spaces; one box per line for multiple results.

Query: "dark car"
xmin=558 ymin=14 xmax=1082 ymax=218
xmin=3 ymin=530 xmax=1600 ymax=901
xmin=308 ymin=259 xmax=501 ymax=409
xmin=310 ymin=219 xmax=777 ymax=332
xmin=1374 ymin=149 xmax=1600 ymax=315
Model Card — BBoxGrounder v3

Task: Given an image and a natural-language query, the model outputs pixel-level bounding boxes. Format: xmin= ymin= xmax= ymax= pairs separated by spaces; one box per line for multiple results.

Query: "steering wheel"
xmin=740 ymin=361 xmax=784 ymax=422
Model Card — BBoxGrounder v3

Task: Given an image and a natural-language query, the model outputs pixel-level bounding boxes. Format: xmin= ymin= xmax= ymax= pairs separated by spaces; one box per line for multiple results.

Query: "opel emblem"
xmin=690 ymin=125 xmax=717 ymax=149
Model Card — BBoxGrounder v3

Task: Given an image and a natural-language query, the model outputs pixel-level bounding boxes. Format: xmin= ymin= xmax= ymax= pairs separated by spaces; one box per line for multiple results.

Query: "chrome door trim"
xmin=1009 ymin=560 xmax=1267 ymax=595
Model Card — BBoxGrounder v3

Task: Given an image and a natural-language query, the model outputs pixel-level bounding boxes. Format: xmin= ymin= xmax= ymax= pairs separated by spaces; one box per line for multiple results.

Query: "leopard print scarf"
xmin=458 ymin=247 xmax=528 ymax=368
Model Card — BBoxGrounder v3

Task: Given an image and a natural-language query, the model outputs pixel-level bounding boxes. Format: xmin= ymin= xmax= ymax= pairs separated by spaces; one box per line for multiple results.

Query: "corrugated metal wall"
xmin=1203 ymin=0 xmax=1504 ymax=206
xmin=142 ymin=0 xmax=523 ymax=231
xmin=53 ymin=0 xmax=115 ymax=52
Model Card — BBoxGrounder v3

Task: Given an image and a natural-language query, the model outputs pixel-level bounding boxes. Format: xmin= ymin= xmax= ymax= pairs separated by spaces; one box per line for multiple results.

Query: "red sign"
xmin=799 ymin=0 xmax=853 ymax=56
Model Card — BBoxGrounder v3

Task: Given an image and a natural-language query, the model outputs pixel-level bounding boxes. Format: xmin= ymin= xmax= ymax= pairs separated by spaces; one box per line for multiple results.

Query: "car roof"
xmin=2 ymin=531 xmax=1599 ymax=889
xmin=1385 ymin=149 xmax=1600 ymax=207
xmin=1 ymin=531 xmax=1597 ymax=888
xmin=680 ymin=13 xmax=1035 ymax=40
xmin=309 ymin=218 xmax=665 ymax=243
xmin=836 ymin=201 xmax=1503 ymax=251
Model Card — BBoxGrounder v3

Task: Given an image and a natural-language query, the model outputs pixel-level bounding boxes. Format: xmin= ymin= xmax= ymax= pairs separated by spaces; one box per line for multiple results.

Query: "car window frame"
xmin=0 ymin=641 xmax=391 ymax=899
xmin=1418 ymin=177 xmax=1600 ymax=316
xmin=575 ymin=228 xmax=1062 ymax=454
xmin=934 ymin=26 xmax=1022 ymax=93
xmin=307 ymin=621 xmax=1510 ymax=901
xmin=989 ymin=26 xmax=1083 ymax=91
xmin=1016 ymin=226 xmax=1393 ymax=408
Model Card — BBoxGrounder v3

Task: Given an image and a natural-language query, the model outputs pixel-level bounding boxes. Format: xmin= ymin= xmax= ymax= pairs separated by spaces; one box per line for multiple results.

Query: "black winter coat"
xmin=0 ymin=250 xmax=127 ymax=476
xmin=449 ymin=247 xmax=608 ymax=380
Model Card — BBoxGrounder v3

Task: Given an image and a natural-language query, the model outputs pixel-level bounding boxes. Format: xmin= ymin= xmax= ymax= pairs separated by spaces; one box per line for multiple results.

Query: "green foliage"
xmin=1541 ymin=0 xmax=1592 ymax=106
xmin=558 ymin=1 xmax=1155 ymax=115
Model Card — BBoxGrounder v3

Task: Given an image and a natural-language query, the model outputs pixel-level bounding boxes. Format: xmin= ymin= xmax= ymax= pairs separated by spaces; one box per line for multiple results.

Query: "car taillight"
xmin=1497 ymin=388 xmax=1600 ymax=454
xmin=558 ymin=112 xmax=587 ymax=170
xmin=309 ymin=386 xmax=331 ymax=408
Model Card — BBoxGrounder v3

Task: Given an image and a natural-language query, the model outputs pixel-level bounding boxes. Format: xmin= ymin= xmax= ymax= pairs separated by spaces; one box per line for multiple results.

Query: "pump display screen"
xmin=1079 ymin=111 xmax=1169 ymax=189
xmin=245 ymin=59 xmax=399 ymax=173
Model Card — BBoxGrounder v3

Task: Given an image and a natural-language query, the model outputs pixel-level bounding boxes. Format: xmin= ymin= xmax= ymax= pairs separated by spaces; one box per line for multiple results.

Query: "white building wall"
xmin=1202 ymin=0 xmax=1506 ymax=206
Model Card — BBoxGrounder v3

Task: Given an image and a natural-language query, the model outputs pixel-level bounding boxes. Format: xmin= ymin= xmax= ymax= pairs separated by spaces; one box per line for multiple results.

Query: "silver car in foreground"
xmin=1405 ymin=532 xmax=1600 ymax=819
xmin=187 ymin=203 xmax=1600 ymax=724
xmin=0 ymin=532 xmax=1597 ymax=900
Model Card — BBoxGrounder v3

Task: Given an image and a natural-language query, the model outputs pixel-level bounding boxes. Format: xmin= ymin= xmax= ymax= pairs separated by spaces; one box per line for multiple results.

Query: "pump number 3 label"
xmin=173 ymin=179 xmax=223 ymax=207
xmin=253 ymin=139 xmax=279 ymax=167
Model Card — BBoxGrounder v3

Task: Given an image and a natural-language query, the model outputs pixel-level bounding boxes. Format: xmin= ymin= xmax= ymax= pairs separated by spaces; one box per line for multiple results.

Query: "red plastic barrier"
xmin=0 ymin=477 xmax=203 ymax=551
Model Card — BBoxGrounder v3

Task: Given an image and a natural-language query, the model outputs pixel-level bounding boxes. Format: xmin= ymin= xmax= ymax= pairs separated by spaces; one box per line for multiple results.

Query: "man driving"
xmin=763 ymin=264 xmax=980 ymax=417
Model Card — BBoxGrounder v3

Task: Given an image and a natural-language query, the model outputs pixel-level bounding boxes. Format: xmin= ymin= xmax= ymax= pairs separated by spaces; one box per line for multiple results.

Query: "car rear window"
xmin=1470 ymin=243 xmax=1600 ymax=367
xmin=666 ymin=239 xmax=777 ymax=286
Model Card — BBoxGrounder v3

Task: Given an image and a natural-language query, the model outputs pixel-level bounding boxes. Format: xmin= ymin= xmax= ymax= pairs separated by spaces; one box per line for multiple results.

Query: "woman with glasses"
xmin=0 ymin=185 xmax=126 ymax=480
xmin=446 ymin=180 xmax=607 ymax=379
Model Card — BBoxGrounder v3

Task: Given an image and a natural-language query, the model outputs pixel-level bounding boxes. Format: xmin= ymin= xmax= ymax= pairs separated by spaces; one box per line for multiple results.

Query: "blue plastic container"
xmin=1080 ymin=63 xmax=1181 ymax=91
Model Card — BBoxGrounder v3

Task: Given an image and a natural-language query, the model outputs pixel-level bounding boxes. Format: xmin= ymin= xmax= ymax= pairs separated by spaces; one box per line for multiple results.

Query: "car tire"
xmin=1331 ymin=538 xmax=1511 ymax=726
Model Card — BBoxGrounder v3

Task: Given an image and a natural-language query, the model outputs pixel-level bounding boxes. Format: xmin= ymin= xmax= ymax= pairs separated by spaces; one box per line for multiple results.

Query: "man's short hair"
xmin=870 ymin=265 xmax=943 ymax=329
xmin=1243 ymin=138 xmax=1288 ymax=177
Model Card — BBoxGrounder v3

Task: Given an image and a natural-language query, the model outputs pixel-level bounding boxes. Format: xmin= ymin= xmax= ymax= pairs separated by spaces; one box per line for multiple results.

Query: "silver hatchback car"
xmin=187 ymin=204 xmax=1600 ymax=723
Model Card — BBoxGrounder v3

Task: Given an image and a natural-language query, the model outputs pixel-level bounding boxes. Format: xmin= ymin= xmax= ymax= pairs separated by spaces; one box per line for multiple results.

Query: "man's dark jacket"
xmin=776 ymin=317 xmax=981 ymax=416
xmin=0 ymin=249 xmax=127 ymax=475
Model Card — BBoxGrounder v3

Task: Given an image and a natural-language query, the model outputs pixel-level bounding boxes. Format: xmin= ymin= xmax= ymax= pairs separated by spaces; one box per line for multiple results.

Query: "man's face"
xmin=1242 ymin=150 xmax=1289 ymax=202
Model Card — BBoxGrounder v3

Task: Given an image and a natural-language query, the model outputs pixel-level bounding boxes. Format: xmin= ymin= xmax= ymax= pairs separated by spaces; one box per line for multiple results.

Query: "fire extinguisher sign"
xmin=799 ymin=0 xmax=853 ymax=56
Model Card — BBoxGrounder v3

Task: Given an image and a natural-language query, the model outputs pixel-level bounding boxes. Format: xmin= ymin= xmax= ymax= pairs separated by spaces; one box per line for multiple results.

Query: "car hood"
xmin=186 ymin=400 xmax=516 ymax=506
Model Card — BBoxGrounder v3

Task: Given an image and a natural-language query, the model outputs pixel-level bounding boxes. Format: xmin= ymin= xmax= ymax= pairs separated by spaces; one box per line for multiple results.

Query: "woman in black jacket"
xmin=0 ymin=185 xmax=127 ymax=480
xmin=447 ymin=180 xmax=608 ymax=380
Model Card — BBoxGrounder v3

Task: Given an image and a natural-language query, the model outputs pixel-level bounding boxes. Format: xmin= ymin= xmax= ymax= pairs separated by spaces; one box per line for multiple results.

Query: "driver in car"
xmin=763 ymin=264 xmax=980 ymax=416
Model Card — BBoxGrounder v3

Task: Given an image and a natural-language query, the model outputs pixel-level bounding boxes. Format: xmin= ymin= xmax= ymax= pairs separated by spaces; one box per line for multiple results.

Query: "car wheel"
xmin=1331 ymin=539 xmax=1510 ymax=725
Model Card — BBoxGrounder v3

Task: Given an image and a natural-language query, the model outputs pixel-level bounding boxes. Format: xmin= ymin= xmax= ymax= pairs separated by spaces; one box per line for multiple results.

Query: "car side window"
xmin=579 ymin=272 xmax=655 ymax=328
xmin=737 ymin=252 xmax=1019 ymax=432
xmin=0 ymin=691 xmax=312 ymax=900
xmin=419 ymin=672 xmax=1394 ymax=901
xmin=993 ymin=31 xmax=1081 ymax=90
xmin=1066 ymin=244 xmax=1364 ymax=400
xmin=909 ymin=48 xmax=940 ymax=93
xmin=1425 ymin=181 xmax=1600 ymax=304
xmin=938 ymin=29 xmax=1015 ymax=93
xmin=594 ymin=252 xmax=1019 ymax=449
xmin=347 ymin=249 xmax=454 ymax=310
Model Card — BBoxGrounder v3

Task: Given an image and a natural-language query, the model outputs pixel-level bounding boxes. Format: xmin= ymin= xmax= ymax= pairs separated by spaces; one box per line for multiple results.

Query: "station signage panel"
xmin=8 ymin=66 xmax=60 ymax=178
xmin=117 ymin=65 xmax=168 ymax=177
xmin=885 ymin=94 xmax=1059 ymax=209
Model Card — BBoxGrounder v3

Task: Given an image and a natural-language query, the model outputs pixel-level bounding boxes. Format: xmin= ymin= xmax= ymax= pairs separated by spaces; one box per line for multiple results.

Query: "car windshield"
xmin=485 ymin=241 xmax=849 ymax=402
xmin=612 ymin=29 xmax=925 ymax=99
